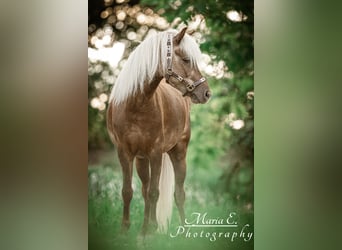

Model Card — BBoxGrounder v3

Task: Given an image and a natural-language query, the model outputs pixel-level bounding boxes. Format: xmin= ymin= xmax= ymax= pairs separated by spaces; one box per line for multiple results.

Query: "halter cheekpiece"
xmin=165 ymin=33 xmax=206 ymax=96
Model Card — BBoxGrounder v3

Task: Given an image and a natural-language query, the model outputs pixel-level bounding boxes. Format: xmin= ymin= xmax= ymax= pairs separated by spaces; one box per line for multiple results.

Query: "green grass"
xmin=88 ymin=162 xmax=253 ymax=250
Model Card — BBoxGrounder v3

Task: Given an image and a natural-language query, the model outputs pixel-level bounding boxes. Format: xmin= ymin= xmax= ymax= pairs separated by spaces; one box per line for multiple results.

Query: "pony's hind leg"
xmin=168 ymin=143 xmax=187 ymax=224
xmin=118 ymin=148 xmax=134 ymax=231
xmin=136 ymin=157 xmax=150 ymax=234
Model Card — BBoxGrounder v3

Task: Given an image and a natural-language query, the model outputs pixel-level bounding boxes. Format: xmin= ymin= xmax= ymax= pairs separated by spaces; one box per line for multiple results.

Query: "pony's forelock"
xmin=109 ymin=30 xmax=202 ymax=105
xmin=179 ymin=34 xmax=203 ymax=68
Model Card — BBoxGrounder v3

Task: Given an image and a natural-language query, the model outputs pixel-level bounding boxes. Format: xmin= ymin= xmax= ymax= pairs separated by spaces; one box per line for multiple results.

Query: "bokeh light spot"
xmin=226 ymin=10 xmax=247 ymax=22
xmin=127 ymin=31 xmax=137 ymax=40
xmin=115 ymin=21 xmax=124 ymax=30
xmin=136 ymin=13 xmax=146 ymax=24
xmin=116 ymin=10 xmax=126 ymax=21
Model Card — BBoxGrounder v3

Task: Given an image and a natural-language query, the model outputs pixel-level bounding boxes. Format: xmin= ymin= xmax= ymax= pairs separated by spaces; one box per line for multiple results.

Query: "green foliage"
xmin=141 ymin=0 xmax=253 ymax=75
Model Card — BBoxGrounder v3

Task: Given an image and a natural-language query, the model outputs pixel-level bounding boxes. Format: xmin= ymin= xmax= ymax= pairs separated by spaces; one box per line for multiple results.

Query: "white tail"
xmin=156 ymin=153 xmax=175 ymax=233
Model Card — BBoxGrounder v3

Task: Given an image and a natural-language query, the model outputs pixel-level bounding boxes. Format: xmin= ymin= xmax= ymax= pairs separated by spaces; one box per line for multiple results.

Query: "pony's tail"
xmin=156 ymin=153 xmax=175 ymax=233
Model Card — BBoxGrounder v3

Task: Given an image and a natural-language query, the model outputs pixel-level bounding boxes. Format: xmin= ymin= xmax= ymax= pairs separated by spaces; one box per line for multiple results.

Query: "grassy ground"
xmin=88 ymin=153 xmax=253 ymax=250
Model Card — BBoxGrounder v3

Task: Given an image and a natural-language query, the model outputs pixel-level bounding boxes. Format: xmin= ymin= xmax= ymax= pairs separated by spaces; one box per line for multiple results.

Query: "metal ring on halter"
xmin=186 ymin=77 xmax=206 ymax=92
xmin=165 ymin=33 xmax=206 ymax=95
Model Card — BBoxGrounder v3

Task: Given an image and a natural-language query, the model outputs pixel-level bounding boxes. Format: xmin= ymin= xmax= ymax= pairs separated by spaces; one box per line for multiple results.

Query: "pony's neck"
xmin=128 ymin=70 xmax=164 ymax=107
xmin=145 ymin=70 xmax=164 ymax=97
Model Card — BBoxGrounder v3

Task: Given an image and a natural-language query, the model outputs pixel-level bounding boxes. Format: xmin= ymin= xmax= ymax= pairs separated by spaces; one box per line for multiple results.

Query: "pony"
xmin=107 ymin=27 xmax=211 ymax=235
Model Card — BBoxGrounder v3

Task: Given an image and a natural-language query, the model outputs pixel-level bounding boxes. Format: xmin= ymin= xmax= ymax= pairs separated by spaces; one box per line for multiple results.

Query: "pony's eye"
xmin=182 ymin=58 xmax=190 ymax=63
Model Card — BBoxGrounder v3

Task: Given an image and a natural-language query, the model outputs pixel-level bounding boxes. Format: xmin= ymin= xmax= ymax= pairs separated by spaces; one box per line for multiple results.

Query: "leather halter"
xmin=165 ymin=33 xmax=206 ymax=96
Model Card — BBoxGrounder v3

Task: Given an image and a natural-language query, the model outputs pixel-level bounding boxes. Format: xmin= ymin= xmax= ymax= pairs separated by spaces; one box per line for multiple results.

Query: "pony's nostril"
xmin=205 ymin=91 xmax=211 ymax=99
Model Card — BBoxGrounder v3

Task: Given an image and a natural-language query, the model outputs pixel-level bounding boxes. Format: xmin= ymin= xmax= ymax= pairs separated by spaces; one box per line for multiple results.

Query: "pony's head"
xmin=110 ymin=27 xmax=211 ymax=105
xmin=163 ymin=27 xmax=211 ymax=104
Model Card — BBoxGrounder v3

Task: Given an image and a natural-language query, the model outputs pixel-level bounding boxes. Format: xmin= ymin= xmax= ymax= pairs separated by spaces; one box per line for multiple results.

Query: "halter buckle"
xmin=176 ymin=75 xmax=184 ymax=82
xmin=186 ymin=83 xmax=195 ymax=91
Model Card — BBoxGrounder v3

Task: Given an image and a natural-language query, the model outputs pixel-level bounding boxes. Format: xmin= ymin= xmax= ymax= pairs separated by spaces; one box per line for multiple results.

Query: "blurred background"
xmin=88 ymin=0 xmax=253 ymax=249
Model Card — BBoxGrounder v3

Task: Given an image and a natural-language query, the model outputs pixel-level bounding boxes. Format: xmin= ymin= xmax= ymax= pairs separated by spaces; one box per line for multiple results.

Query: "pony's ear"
xmin=174 ymin=27 xmax=187 ymax=45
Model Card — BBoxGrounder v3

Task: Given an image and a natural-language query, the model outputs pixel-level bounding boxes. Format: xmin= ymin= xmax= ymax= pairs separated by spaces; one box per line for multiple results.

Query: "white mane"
xmin=109 ymin=30 xmax=203 ymax=105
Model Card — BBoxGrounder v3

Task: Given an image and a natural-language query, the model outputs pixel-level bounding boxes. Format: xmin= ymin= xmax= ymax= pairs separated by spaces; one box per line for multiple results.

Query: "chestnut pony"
xmin=107 ymin=27 xmax=211 ymax=234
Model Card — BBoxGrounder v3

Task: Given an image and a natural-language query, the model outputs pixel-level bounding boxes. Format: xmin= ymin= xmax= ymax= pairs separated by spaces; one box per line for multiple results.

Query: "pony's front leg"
xmin=136 ymin=157 xmax=150 ymax=235
xmin=168 ymin=143 xmax=187 ymax=224
xmin=148 ymin=153 xmax=162 ymax=231
xmin=118 ymin=148 xmax=134 ymax=231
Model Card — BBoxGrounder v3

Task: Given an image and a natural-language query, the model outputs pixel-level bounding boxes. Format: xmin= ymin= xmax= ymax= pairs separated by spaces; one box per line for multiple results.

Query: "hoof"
xmin=140 ymin=222 xmax=158 ymax=237
xmin=136 ymin=233 xmax=155 ymax=250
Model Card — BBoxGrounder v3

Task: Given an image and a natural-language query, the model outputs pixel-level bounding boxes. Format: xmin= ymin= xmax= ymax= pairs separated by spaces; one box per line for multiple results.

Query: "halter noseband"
xmin=165 ymin=33 xmax=206 ymax=96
